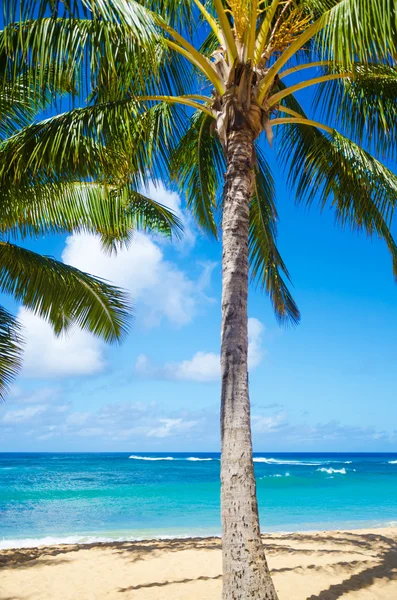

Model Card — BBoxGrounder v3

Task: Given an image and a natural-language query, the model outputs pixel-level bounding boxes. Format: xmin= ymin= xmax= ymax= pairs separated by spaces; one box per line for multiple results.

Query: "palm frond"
xmin=2 ymin=3 xmax=161 ymax=102
xmin=199 ymin=29 xmax=220 ymax=58
xmin=0 ymin=85 xmax=35 ymax=139
xmin=98 ymin=186 xmax=183 ymax=252
xmin=0 ymin=305 xmax=23 ymax=402
xmin=250 ymin=147 xmax=300 ymax=325
xmin=279 ymin=110 xmax=397 ymax=278
xmin=317 ymin=0 xmax=397 ymax=66
xmin=0 ymin=104 xmax=131 ymax=184
xmin=0 ymin=181 xmax=182 ymax=248
xmin=170 ymin=110 xmax=222 ymax=237
xmin=0 ymin=242 xmax=131 ymax=341
xmin=308 ymin=132 xmax=397 ymax=274
xmin=144 ymin=0 xmax=194 ymax=32
xmin=0 ymin=97 xmax=189 ymax=190
xmin=314 ymin=63 xmax=397 ymax=160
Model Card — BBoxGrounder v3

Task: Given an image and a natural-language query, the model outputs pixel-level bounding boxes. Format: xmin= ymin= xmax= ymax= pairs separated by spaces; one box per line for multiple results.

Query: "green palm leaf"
xmin=317 ymin=0 xmax=397 ymax=66
xmin=0 ymin=241 xmax=131 ymax=341
xmin=313 ymin=63 xmax=397 ymax=160
xmin=0 ymin=181 xmax=182 ymax=247
xmin=0 ymin=86 xmax=35 ymax=139
xmin=170 ymin=111 xmax=223 ymax=238
xmin=278 ymin=107 xmax=397 ymax=278
xmin=300 ymin=132 xmax=397 ymax=276
xmin=250 ymin=148 xmax=300 ymax=325
xmin=0 ymin=1 xmax=396 ymax=594
xmin=0 ymin=306 xmax=23 ymax=402
xmin=0 ymin=99 xmax=186 ymax=191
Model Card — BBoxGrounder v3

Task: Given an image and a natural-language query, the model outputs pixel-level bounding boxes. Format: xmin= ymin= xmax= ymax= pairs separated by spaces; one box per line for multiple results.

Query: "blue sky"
xmin=0 ymin=12 xmax=396 ymax=451
xmin=2 ymin=166 xmax=397 ymax=452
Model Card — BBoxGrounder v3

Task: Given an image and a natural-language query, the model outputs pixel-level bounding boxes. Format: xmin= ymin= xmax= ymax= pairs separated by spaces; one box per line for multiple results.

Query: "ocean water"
xmin=1 ymin=452 xmax=397 ymax=549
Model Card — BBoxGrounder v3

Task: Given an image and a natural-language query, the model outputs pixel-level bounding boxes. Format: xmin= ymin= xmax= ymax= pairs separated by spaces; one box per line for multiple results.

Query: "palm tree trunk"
xmin=221 ymin=126 xmax=278 ymax=600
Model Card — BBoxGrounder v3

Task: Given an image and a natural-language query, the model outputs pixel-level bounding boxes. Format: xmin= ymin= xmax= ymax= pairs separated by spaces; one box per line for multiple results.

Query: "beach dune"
xmin=1 ymin=528 xmax=397 ymax=599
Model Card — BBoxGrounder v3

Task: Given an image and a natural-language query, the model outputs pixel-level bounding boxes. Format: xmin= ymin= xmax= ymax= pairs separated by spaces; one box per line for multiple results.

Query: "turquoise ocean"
xmin=1 ymin=452 xmax=397 ymax=549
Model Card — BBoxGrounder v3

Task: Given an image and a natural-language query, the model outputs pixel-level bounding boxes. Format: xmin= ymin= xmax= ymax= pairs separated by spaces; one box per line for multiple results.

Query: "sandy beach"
xmin=1 ymin=528 xmax=396 ymax=599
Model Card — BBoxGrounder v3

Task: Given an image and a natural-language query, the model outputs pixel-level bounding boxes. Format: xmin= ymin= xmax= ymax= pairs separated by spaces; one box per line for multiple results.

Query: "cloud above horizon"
xmin=19 ymin=308 xmax=105 ymax=378
xmin=135 ymin=317 xmax=265 ymax=382
xmin=16 ymin=182 xmax=217 ymax=379
xmin=1 ymin=387 xmax=396 ymax=451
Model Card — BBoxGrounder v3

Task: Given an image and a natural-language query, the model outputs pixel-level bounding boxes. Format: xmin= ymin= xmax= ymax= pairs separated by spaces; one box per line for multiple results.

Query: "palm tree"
xmin=0 ymin=24 xmax=181 ymax=401
xmin=4 ymin=1 xmax=397 ymax=598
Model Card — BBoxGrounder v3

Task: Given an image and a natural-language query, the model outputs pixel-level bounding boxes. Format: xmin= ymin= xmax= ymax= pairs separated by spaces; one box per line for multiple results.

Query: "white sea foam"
xmin=388 ymin=460 xmax=397 ymax=464
xmin=317 ymin=467 xmax=347 ymax=475
xmin=128 ymin=456 xmax=215 ymax=462
xmin=253 ymin=458 xmax=321 ymax=466
xmin=128 ymin=456 xmax=174 ymax=461
xmin=0 ymin=535 xmax=118 ymax=550
xmin=261 ymin=472 xmax=291 ymax=479
xmin=0 ymin=531 xmax=222 ymax=550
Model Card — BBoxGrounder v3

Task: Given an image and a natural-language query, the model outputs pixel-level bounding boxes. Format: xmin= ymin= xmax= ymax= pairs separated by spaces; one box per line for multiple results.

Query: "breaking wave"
xmin=260 ymin=472 xmax=291 ymax=479
xmin=253 ymin=458 xmax=322 ymax=466
xmin=129 ymin=456 xmax=174 ymax=461
xmin=128 ymin=456 xmax=215 ymax=462
xmin=253 ymin=457 xmax=355 ymax=466
xmin=317 ymin=468 xmax=347 ymax=475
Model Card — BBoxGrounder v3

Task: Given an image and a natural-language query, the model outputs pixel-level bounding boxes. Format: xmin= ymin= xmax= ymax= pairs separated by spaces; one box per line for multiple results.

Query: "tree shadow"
xmin=0 ymin=553 xmax=74 ymax=571
xmin=272 ymin=559 xmax=370 ymax=575
xmin=2 ymin=529 xmax=396 ymax=600
xmin=264 ymin=533 xmax=374 ymax=550
xmin=0 ymin=537 xmax=221 ymax=570
xmin=118 ymin=574 xmax=222 ymax=592
xmin=301 ymin=533 xmax=397 ymax=599
xmin=263 ymin=543 xmax=368 ymax=558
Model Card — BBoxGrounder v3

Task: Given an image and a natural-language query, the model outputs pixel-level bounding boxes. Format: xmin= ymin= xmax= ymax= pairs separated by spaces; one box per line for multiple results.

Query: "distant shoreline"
xmin=2 ymin=521 xmax=397 ymax=551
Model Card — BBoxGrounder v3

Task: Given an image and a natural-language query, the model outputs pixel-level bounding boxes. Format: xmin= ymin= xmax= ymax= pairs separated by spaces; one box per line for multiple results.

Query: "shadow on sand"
xmin=118 ymin=574 xmax=222 ymax=592
xmin=302 ymin=532 xmax=397 ymax=599
xmin=0 ymin=536 xmax=221 ymax=570
xmin=1 ymin=531 xmax=396 ymax=598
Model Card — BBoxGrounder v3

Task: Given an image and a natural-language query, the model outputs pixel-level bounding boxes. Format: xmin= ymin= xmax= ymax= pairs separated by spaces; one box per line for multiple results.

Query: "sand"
xmin=1 ymin=528 xmax=397 ymax=599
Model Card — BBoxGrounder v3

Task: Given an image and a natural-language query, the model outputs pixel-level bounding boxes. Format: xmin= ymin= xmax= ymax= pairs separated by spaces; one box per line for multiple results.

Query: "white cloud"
xmin=2 ymin=404 xmax=48 ymax=424
xmin=19 ymin=308 xmax=105 ymax=378
xmin=65 ymin=412 xmax=91 ymax=426
xmin=2 ymin=387 xmax=397 ymax=451
xmin=17 ymin=182 xmax=214 ymax=380
xmin=252 ymin=412 xmax=288 ymax=433
xmin=62 ymin=232 xmax=201 ymax=328
xmin=135 ymin=351 xmax=220 ymax=382
xmin=248 ymin=318 xmax=265 ymax=369
xmin=134 ymin=354 xmax=152 ymax=374
xmin=141 ymin=180 xmax=196 ymax=249
xmin=172 ymin=352 xmax=220 ymax=382
xmin=1 ymin=396 xmax=205 ymax=445
xmin=77 ymin=427 xmax=106 ymax=437
xmin=146 ymin=418 xmax=198 ymax=438
xmin=9 ymin=386 xmax=59 ymax=404
xmin=135 ymin=317 xmax=265 ymax=382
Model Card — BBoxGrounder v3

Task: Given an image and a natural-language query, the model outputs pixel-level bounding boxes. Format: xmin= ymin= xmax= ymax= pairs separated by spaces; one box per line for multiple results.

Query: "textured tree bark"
xmin=221 ymin=127 xmax=279 ymax=600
